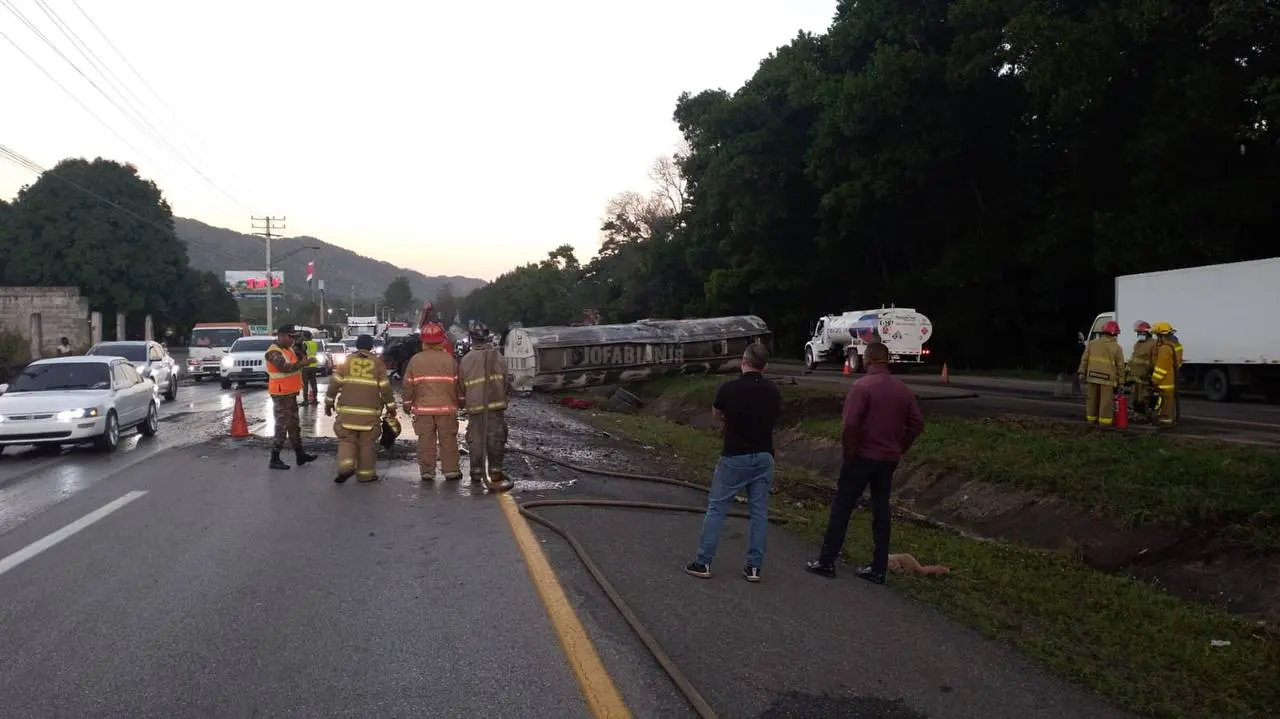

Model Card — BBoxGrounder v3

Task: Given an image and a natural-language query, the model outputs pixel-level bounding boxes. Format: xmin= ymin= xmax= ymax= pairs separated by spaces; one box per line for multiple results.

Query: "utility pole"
xmin=251 ymin=216 xmax=286 ymax=330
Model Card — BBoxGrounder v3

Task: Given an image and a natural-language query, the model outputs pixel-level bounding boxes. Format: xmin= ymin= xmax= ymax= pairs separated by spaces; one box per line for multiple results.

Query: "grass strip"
xmin=800 ymin=415 xmax=1280 ymax=550
xmin=617 ymin=374 xmax=1280 ymax=551
xmin=582 ymin=409 xmax=1280 ymax=719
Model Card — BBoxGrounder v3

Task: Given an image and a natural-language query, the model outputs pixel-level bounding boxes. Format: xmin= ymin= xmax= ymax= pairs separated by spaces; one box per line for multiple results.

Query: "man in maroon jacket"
xmin=805 ymin=341 xmax=925 ymax=584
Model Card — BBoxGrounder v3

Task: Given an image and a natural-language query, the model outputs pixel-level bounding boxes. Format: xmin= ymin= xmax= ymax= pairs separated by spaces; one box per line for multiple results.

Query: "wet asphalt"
xmin=0 ymin=380 xmax=589 ymax=718
xmin=0 ymin=377 xmax=1141 ymax=718
xmin=509 ymin=403 xmax=1135 ymax=719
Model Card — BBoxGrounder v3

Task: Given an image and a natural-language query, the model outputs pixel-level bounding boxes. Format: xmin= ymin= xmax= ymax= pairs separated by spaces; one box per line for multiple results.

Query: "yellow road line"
xmin=497 ymin=493 xmax=632 ymax=719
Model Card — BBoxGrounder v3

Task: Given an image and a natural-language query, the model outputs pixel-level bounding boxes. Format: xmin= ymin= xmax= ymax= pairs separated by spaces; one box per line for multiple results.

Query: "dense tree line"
xmin=463 ymin=0 xmax=1278 ymax=368
xmin=0 ymin=158 xmax=240 ymax=343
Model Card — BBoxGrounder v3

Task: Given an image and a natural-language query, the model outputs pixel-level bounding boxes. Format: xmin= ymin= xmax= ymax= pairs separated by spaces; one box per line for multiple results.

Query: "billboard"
xmin=225 ymin=271 xmax=285 ymax=299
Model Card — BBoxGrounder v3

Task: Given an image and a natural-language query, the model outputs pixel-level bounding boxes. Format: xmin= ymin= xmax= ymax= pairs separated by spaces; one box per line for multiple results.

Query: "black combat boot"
xmin=295 ymin=448 xmax=318 ymax=466
xmin=269 ymin=451 xmax=290 ymax=470
xmin=334 ymin=469 xmax=354 ymax=484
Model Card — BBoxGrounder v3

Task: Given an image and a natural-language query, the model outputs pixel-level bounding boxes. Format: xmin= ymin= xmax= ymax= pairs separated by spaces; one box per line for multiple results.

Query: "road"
xmin=768 ymin=362 xmax=1280 ymax=445
xmin=0 ymin=378 xmax=1137 ymax=718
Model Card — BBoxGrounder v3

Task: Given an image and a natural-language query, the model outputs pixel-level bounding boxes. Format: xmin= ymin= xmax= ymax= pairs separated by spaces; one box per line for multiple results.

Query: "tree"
xmin=4 ymin=159 xmax=188 ymax=322
xmin=430 ymin=0 xmax=1280 ymax=369
xmin=433 ymin=282 xmax=459 ymax=327
xmin=382 ymin=275 xmax=414 ymax=316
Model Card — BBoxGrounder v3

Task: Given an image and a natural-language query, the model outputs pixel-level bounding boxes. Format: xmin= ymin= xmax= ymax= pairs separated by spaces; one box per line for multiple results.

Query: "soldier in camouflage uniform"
xmin=458 ymin=323 xmax=512 ymax=492
xmin=325 ymin=334 xmax=397 ymax=483
xmin=264 ymin=325 xmax=318 ymax=470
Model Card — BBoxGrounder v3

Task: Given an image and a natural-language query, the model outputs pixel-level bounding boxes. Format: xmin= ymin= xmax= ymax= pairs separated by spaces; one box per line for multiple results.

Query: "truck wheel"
xmin=850 ymin=352 xmax=865 ymax=373
xmin=1203 ymin=369 xmax=1230 ymax=402
xmin=220 ymin=378 xmax=232 ymax=390
xmin=804 ymin=348 xmax=816 ymax=371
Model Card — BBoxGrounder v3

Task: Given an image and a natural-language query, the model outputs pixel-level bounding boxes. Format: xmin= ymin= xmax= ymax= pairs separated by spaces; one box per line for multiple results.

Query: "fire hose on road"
xmin=504 ymin=446 xmax=807 ymax=719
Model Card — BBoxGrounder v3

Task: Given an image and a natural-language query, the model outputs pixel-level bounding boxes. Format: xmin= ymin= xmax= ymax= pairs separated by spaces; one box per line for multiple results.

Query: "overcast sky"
xmin=1 ymin=0 xmax=837 ymax=281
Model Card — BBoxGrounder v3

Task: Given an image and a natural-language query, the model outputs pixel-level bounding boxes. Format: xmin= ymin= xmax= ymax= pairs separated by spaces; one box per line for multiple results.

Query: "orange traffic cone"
xmin=1114 ymin=393 xmax=1129 ymax=429
xmin=229 ymin=392 xmax=250 ymax=438
xmin=842 ymin=358 xmax=851 ymax=376
xmin=940 ymin=363 xmax=950 ymax=384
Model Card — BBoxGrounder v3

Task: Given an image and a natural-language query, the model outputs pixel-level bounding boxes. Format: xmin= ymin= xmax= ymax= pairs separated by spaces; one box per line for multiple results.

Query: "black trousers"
xmin=817 ymin=457 xmax=898 ymax=573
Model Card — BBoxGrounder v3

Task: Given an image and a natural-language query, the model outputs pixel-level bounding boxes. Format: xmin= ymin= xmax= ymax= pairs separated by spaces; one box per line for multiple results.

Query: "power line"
xmin=1 ymin=0 xmax=246 ymax=214
xmin=69 ymin=0 xmax=262 ymax=205
xmin=0 ymin=142 xmax=249 ymax=269
xmin=30 ymin=0 xmax=248 ymax=213
xmin=0 ymin=23 xmax=164 ymax=183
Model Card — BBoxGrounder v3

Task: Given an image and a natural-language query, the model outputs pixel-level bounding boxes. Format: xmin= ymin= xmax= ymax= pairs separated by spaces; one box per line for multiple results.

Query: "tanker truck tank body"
xmin=803 ymin=307 xmax=933 ymax=371
xmin=504 ymin=315 xmax=772 ymax=392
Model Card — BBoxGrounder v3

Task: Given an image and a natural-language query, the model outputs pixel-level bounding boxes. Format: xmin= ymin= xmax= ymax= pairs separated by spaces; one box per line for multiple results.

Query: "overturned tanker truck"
xmin=503 ymin=315 xmax=772 ymax=392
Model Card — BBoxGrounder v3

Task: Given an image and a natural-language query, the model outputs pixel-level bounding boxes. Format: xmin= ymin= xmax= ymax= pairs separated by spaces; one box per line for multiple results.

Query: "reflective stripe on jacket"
xmin=266 ymin=344 xmax=304 ymax=396
xmin=1151 ymin=341 xmax=1179 ymax=389
xmin=1077 ymin=335 xmax=1125 ymax=386
xmin=459 ymin=343 xmax=508 ymax=413
xmin=402 ymin=347 xmax=461 ymax=415
xmin=1128 ymin=338 xmax=1156 ymax=382
xmin=324 ymin=350 xmax=395 ymax=430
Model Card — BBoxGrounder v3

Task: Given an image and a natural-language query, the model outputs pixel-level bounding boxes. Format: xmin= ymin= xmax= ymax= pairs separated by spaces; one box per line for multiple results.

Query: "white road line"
xmin=0 ymin=491 xmax=148 ymax=578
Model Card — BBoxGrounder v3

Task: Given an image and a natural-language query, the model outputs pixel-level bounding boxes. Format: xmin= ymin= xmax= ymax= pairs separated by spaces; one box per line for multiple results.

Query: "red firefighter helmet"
xmin=1101 ymin=320 xmax=1121 ymax=336
xmin=1133 ymin=320 xmax=1152 ymax=334
xmin=420 ymin=322 xmax=445 ymax=344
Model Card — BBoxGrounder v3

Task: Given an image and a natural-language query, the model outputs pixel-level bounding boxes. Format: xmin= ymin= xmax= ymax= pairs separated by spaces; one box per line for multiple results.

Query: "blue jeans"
xmin=695 ymin=452 xmax=774 ymax=569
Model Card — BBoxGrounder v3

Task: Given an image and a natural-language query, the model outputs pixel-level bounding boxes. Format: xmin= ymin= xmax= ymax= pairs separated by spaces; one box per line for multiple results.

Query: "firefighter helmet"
xmin=1152 ymin=321 xmax=1174 ymax=335
xmin=421 ymin=322 xmax=445 ymax=344
xmin=469 ymin=322 xmax=490 ymax=342
xmin=380 ymin=414 xmax=401 ymax=449
xmin=1101 ymin=320 xmax=1121 ymax=336
xmin=1133 ymin=320 xmax=1152 ymax=334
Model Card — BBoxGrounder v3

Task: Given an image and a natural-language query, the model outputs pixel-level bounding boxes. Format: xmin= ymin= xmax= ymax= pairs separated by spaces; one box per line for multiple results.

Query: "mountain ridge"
xmin=174 ymin=217 xmax=485 ymax=302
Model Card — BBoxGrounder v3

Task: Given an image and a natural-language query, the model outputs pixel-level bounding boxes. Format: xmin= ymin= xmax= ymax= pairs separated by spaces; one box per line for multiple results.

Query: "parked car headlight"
xmin=221 ymin=356 xmax=234 ymax=368
xmin=55 ymin=407 xmax=100 ymax=422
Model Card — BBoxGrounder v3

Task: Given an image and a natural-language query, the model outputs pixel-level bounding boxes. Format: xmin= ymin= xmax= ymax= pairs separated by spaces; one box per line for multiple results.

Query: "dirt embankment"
xmin=635 ymin=385 xmax=1280 ymax=623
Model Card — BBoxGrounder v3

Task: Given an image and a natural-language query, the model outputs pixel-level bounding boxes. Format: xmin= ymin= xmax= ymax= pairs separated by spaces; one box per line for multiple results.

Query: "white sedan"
xmin=0 ymin=355 xmax=160 ymax=454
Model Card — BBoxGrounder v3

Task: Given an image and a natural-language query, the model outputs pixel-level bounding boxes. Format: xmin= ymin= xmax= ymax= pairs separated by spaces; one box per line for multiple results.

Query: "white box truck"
xmin=804 ymin=306 xmax=933 ymax=371
xmin=1082 ymin=257 xmax=1280 ymax=402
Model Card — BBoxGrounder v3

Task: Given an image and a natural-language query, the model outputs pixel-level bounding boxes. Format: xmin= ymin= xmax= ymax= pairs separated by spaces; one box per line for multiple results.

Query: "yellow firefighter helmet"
xmin=1152 ymin=321 xmax=1175 ymax=336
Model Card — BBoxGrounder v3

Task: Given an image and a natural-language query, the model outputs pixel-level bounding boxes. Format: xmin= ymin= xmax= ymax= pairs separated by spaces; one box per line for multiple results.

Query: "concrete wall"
xmin=0 ymin=286 xmax=92 ymax=358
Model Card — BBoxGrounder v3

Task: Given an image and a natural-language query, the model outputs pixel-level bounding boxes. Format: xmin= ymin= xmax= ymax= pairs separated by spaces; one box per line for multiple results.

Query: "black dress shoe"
xmin=855 ymin=565 xmax=886 ymax=584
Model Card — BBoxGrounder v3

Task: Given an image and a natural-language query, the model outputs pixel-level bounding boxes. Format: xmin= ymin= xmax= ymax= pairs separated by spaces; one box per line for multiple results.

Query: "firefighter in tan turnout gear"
xmin=324 ymin=334 xmax=397 ymax=483
xmin=402 ymin=322 xmax=464 ymax=481
xmin=1077 ymin=319 xmax=1126 ymax=426
xmin=1127 ymin=320 xmax=1157 ymax=415
xmin=1150 ymin=321 xmax=1181 ymax=426
xmin=459 ymin=323 xmax=512 ymax=492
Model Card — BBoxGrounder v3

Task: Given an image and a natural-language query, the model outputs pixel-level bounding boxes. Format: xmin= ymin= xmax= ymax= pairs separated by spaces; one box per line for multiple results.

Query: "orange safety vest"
xmin=267 ymin=344 xmax=304 ymax=396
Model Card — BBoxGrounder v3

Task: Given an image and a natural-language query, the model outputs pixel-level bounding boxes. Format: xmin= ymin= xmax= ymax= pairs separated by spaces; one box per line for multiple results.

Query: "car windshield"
xmin=231 ymin=339 xmax=276 ymax=353
xmin=327 ymin=344 xmax=346 ymax=352
xmin=191 ymin=328 xmax=243 ymax=348
xmin=9 ymin=362 xmax=112 ymax=392
xmin=87 ymin=343 xmax=148 ymax=362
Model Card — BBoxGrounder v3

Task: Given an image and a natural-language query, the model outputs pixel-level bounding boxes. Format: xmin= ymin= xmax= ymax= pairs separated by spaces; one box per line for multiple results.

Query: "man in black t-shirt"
xmin=685 ymin=342 xmax=781 ymax=583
